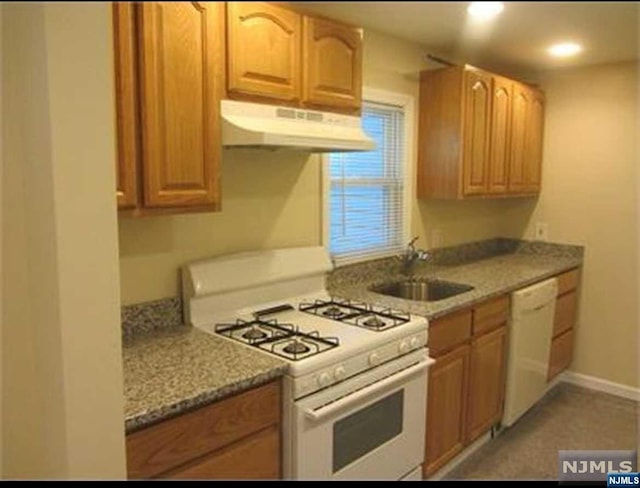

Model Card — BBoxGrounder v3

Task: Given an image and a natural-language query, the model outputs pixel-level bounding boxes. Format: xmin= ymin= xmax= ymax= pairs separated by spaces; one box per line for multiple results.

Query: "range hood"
xmin=220 ymin=99 xmax=376 ymax=153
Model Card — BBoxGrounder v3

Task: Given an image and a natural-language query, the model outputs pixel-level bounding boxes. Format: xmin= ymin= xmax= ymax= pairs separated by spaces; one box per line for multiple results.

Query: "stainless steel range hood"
xmin=220 ymin=99 xmax=375 ymax=153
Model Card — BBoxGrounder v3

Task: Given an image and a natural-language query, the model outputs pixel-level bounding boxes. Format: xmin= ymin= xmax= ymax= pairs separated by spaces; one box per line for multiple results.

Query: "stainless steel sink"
xmin=369 ymin=278 xmax=474 ymax=302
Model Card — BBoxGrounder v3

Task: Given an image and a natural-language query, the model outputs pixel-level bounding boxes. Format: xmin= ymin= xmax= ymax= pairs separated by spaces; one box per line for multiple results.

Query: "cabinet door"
xmin=466 ymin=327 xmax=508 ymax=443
xmin=487 ymin=76 xmax=512 ymax=194
xmin=424 ymin=344 xmax=470 ymax=477
xmin=508 ymin=82 xmax=529 ymax=193
xmin=509 ymin=83 xmax=543 ymax=194
xmin=113 ymin=3 xmax=139 ymax=209
xmin=227 ymin=2 xmax=302 ymax=103
xmin=548 ymin=329 xmax=574 ymax=381
xmin=138 ymin=2 xmax=223 ymax=209
xmin=462 ymin=70 xmax=492 ymax=196
xmin=302 ymin=15 xmax=362 ymax=112
xmin=553 ymin=290 xmax=577 ymax=337
xmin=523 ymin=88 xmax=545 ymax=192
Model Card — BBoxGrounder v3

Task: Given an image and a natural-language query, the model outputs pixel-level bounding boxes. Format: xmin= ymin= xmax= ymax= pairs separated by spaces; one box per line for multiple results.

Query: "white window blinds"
xmin=328 ymin=101 xmax=406 ymax=265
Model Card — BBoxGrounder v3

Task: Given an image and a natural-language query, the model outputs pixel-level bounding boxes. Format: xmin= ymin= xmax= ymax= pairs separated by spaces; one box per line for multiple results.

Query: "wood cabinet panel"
xmin=548 ymin=329 xmax=574 ymax=381
xmin=466 ymin=327 xmax=508 ymax=443
xmin=138 ymin=1 xmax=222 ymax=209
xmin=462 ymin=70 xmax=492 ymax=196
xmin=523 ymin=89 xmax=545 ymax=192
xmin=417 ymin=67 xmax=464 ymax=199
xmin=508 ymin=83 xmax=529 ymax=193
xmin=428 ymin=309 xmax=472 ymax=356
xmin=473 ymin=294 xmax=509 ymax=336
xmin=556 ymin=268 xmax=580 ymax=296
xmin=302 ymin=15 xmax=362 ymax=112
xmin=227 ymin=2 xmax=302 ymax=103
xmin=166 ymin=426 xmax=280 ymax=480
xmin=417 ymin=65 xmax=544 ymax=199
xmin=424 ymin=344 xmax=470 ymax=477
xmin=126 ymin=381 xmax=280 ymax=479
xmin=487 ymin=76 xmax=512 ymax=194
xmin=553 ymin=290 xmax=577 ymax=337
xmin=113 ymin=2 xmax=139 ymax=209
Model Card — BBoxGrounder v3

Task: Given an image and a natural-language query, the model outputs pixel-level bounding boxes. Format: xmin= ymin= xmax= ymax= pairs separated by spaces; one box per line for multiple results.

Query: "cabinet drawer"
xmin=126 ymin=380 xmax=281 ymax=478
xmin=473 ymin=295 xmax=509 ymax=336
xmin=553 ymin=290 xmax=577 ymax=337
xmin=548 ymin=329 xmax=574 ymax=381
xmin=556 ymin=268 xmax=580 ymax=296
xmin=166 ymin=425 xmax=280 ymax=479
xmin=428 ymin=309 xmax=472 ymax=356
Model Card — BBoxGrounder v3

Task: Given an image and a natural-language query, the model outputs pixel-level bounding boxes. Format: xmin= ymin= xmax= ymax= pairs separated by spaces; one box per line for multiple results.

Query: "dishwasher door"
xmin=502 ymin=277 xmax=558 ymax=427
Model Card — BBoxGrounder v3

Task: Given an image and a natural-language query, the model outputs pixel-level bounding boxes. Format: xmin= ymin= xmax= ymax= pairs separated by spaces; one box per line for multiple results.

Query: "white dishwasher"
xmin=502 ymin=277 xmax=558 ymax=427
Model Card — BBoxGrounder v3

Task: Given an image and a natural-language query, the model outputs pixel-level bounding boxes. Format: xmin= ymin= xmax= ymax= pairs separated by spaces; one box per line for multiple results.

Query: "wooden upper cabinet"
xmin=487 ymin=76 xmax=513 ymax=194
xmin=418 ymin=65 xmax=544 ymax=199
xmin=112 ymin=2 xmax=224 ymax=214
xmin=226 ymin=2 xmax=302 ymax=103
xmin=113 ymin=3 xmax=139 ymax=210
xmin=302 ymin=15 xmax=362 ymax=112
xmin=138 ymin=2 xmax=223 ymax=209
xmin=524 ymin=88 xmax=545 ymax=192
xmin=223 ymin=3 xmax=363 ymax=113
xmin=508 ymin=82 xmax=544 ymax=194
xmin=462 ymin=70 xmax=492 ymax=196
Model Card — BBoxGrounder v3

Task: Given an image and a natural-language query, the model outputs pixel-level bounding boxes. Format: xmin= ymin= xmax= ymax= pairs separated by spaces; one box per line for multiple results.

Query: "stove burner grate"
xmin=299 ymin=298 xmax=411 ymax=331
xmin=215 ymin=318 xmax=339 ymax=361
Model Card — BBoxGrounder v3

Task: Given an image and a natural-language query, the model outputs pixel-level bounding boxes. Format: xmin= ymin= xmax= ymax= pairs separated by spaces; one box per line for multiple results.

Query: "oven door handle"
xmin=304 ymin=360 xmax=430 ymax=423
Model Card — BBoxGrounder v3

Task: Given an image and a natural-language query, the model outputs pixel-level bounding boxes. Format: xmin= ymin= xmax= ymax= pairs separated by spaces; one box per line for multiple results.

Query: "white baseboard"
xmin=561 ymin=371 xmax=640 ymax=401
xmin=426 ymin=431 xmax=492 ymax=481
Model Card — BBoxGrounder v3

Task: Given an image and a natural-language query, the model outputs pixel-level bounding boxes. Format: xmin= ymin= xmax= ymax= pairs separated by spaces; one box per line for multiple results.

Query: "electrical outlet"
xmin=431 ymin=228 xmax=443 ymax=248
xmin=535 ymin=222 xmax=549 ymax=241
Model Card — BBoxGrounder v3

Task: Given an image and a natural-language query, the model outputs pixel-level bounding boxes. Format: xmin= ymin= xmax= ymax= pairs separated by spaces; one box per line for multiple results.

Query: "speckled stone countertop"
xmin=122 ymin=325 xmax=287 ymax=433
xmin=327 ymin=239 xmax=584 ymax=320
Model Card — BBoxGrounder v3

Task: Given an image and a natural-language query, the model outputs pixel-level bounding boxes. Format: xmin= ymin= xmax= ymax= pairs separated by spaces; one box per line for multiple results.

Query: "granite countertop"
xmin=122 ymin=326 xmax=287 ymax=433
xmin=327 ymin=239 xmax=584 ymax=320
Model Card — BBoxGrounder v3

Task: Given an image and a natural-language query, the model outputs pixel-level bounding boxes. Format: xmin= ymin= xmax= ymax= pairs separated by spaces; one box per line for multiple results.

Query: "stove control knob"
xmin=369 ymin=352 xmax=381 ymax=366
xmin=334 ymin=366 xmax=347 ymax=381
xmin=318 ymin=372 xmax=332 ymax=388
xmin=410 ymin=337 xmax=421 ymax=349
xmin=399 ymin=340 xmax=410 ymax=354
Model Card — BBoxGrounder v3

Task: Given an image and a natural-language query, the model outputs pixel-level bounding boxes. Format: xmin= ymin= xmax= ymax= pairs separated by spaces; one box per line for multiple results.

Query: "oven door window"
xmin=333 ymin=390 xmax=404 ymax=473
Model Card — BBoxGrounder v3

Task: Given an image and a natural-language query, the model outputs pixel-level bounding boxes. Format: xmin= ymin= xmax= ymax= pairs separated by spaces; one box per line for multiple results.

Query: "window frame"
xmin=322 ymin=87 xmax=415 ymax=266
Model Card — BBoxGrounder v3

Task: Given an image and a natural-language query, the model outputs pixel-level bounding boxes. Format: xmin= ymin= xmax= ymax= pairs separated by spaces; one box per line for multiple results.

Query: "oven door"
xmin=291 ymin=349 xmax=432 ymax=480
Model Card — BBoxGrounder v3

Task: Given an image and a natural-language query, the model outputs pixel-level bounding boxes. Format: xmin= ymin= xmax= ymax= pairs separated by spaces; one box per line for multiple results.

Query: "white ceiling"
xmin=295 ymin=1 xmax=639 ymax=77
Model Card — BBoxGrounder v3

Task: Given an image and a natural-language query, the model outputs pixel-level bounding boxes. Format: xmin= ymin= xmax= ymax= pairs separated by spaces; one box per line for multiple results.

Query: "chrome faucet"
xmin=399 ymin=236 xmax=431 ymax=276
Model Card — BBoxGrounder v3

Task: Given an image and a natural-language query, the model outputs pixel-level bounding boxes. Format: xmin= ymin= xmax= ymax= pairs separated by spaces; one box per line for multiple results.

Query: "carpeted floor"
xmin=443 ymin=382 xmax=638 ymax=480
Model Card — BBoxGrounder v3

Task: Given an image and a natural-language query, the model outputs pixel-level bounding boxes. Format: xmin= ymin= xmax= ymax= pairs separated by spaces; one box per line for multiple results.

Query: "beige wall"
xmin=2 ymin=3 xmax=125 ymax=478
xmin=119 ymin=150 xmax=322 ymax=304
xmin=528 ymin=61 xmax=638 ymax=388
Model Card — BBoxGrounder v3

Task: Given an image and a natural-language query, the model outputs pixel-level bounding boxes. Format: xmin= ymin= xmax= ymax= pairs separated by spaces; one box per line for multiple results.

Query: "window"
xmin=327 ymin=94 xmax=410 ymax=265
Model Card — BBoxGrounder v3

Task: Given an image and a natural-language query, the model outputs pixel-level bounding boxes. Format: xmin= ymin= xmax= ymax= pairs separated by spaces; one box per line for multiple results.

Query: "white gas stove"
xmin=182 ymin=246 xmax=433 ymax=480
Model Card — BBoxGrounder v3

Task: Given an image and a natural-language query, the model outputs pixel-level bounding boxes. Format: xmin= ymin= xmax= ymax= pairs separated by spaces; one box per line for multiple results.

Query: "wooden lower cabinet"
xmin=424 ymin=344 xmax=470 ymax=477
xmin=166 ymin=425 xmax=280 ymax=479
xmin=547 ymin=268 xmax=581 ymax=381
xmin=126 ymin=380 xmax=281 ymax=479
xmin=548 ymin=327 xmax=575 ymax=381
xmin=466 ymin=327 xmax=508 ymax=443
xmin=424 ymin=295 xmax=509 ymax=478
